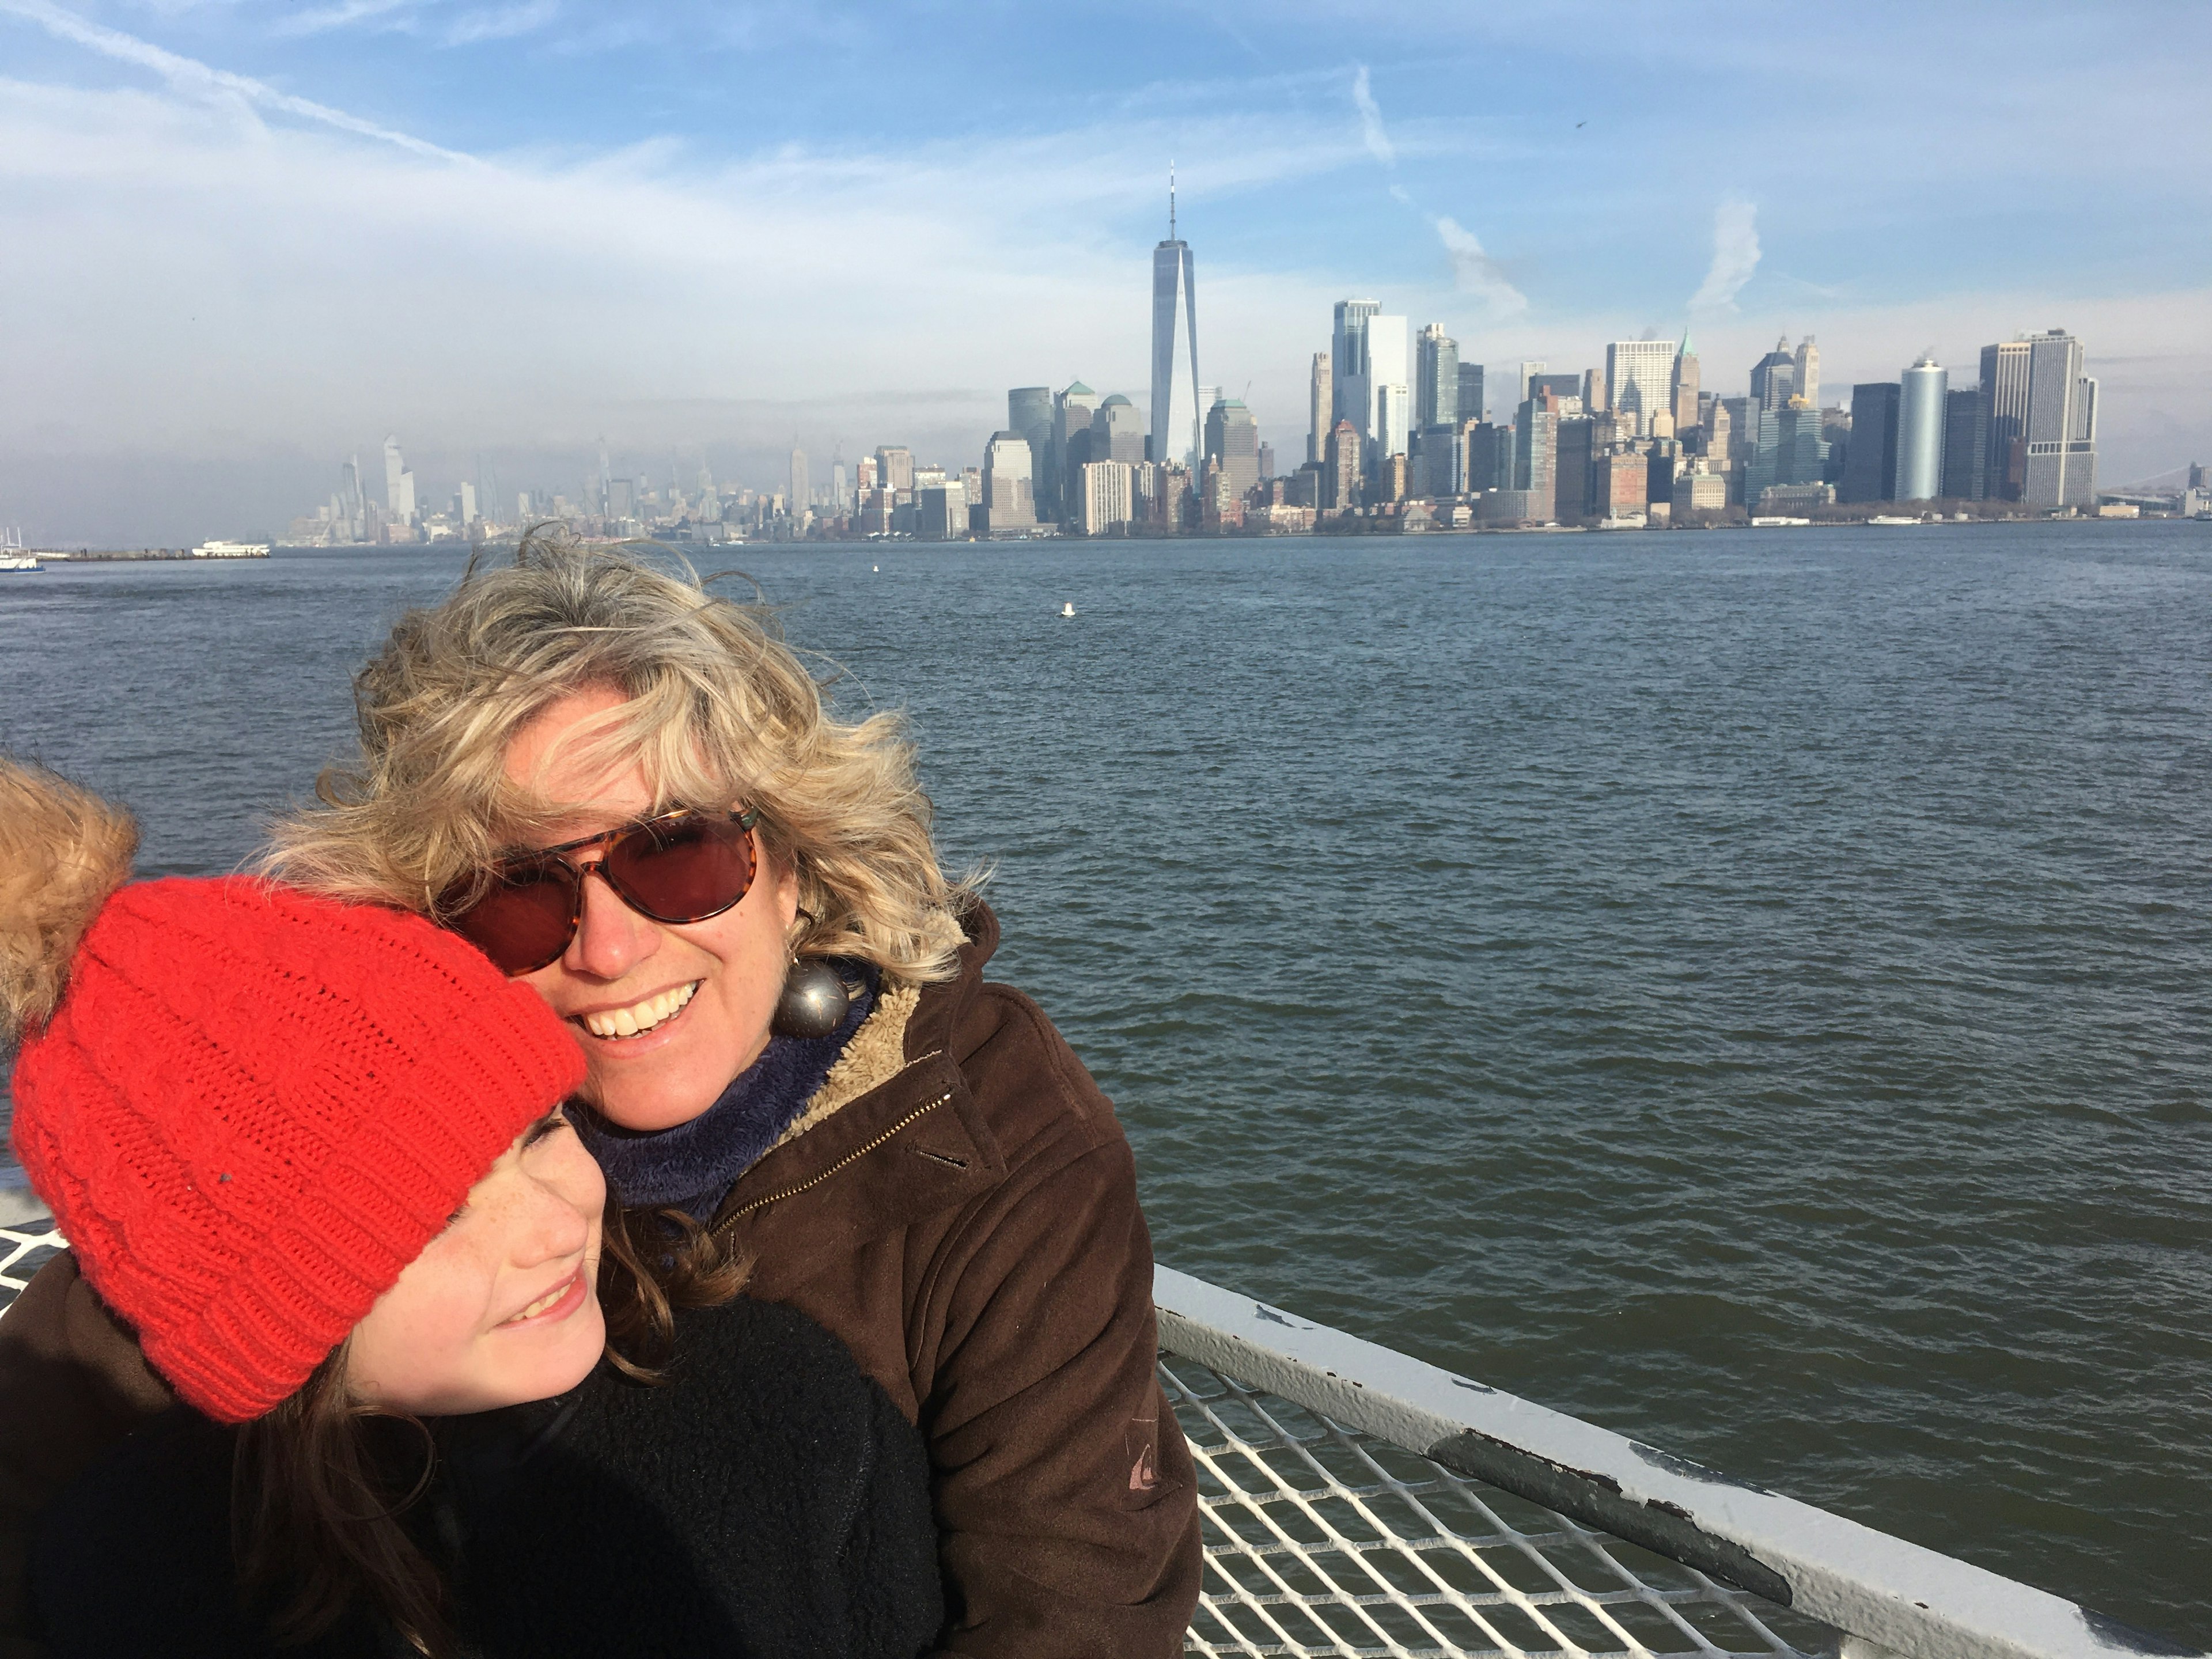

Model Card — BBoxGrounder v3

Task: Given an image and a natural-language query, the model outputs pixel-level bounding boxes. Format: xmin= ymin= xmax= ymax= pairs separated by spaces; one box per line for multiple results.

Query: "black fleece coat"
xmin=28 ymin=1297 xmax=942 ymax=1658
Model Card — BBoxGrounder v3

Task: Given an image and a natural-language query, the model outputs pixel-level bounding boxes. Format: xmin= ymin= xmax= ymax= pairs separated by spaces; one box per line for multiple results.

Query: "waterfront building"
xmin=1150 ymin=174 xmax=1202 ymax=470
xmin=1367 ymin=315 xmax=1410 ymax=463
xmin=1009 ymin=388 xmax=1055 ymax=520
xmin=1079 ymin=460 xmax=1134 ymax=535
xmin=1759 ymin=482 xmax=1836 ymax=513
xmin=1203 ymin=398 xmax=1261 ymax=504
xmin=1308 ymin=353 xmax=1331 ymax=464
xmin=1093 ymin=394 xmax=1146 ymax=465
xmin=2020 ymin=329 xmax=2097 ymax=509
xmin=1820 ymin=405 xmax=1853 ymax=478
xmin=1979 ymin=340 xmax=2032 ymax=501
xmin=1840 ymin=384 xmax=1901 ymax=503
xmin=789 ymin=446 xmax=810 ymax=514
xmin=1745 ymin=406 xmax=1827 ymax=502
xmin=383 ymin=435 xmax=416 ymax=524
xmin=1645 ymin=438 xmax=1681 ymax=510
xmin=1258 ymin=441 xmax=1276 ymax=480
xmin=1326 ymin=418 xmax=1362 ymax=510
xmin=1895 ymin=357 xmax=1949 ymax=501
xmin=1680 ymin=468 xmax=1728 ymax=515
xmin=1938 ymin=388 xmax=1985 ymax=501
xmin=1605 ymin=340 xmax=1676 ymax=438
xmin=608 ymin=478 xmax=635 ymax=524
xmin=982 ymin=431 xmax=1036 ymax=530
xmin=1457 ymin=362 xmax=1485 ymax=426
xmin=1053 ymin=382 xmax=1100 ymax=521
xmin=1555 ymin=416 xmax=1595 ymax=520
xmin=1415 ymin=325 xmax=1459 ymax=430
xmin=1514 ymin=394 xmax=1559 ymax=504
xmin=874 ymin=445 xmax=915 ymax=494
xmin=1749 ymin=340 xmax=1797 ymax=412
xmin=1410 ymin=423 xmax=1459 ymax=498
xmin=1332 ymin=300 xmax=1381 ymax=442
xmin=459 ymin=481 xmax=477 ymax=525
xmin=1672 ymin=335 xmax=1701 ymax=433
xmin=856 ymin=455 xmax=878 ymax=494
xmin=1793 ymin=338 xmax=1820 ymax=412
xmin=1597 ymin=449 xmax=1647 ymax=519
xmin=917 ymin=480 xmax=967 ymax=540
xmin=1467 ymin=421 xmax=1510 ymax=493
xmin=1375 ymin=382 xmax=1411 ymax=467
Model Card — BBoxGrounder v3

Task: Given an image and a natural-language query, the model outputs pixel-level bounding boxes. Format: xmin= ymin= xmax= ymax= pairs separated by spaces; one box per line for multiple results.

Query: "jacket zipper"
xmin=716 ymin=1090 xmax=955 ymax=1229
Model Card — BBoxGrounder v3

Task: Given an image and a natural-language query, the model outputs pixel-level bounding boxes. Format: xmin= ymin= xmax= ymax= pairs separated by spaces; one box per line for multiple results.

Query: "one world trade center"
xmin=1151 ymin=169 xmax=1200 ymax=470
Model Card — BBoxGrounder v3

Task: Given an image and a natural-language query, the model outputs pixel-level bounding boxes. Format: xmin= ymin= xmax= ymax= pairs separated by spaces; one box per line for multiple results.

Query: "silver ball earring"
xmin=774 ymin=956 xmax=850 ymax=1039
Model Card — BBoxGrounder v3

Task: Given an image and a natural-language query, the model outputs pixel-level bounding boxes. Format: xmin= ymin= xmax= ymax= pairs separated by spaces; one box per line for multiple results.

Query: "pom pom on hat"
xmin=9 ymin=868 xmax=586 ymax=1425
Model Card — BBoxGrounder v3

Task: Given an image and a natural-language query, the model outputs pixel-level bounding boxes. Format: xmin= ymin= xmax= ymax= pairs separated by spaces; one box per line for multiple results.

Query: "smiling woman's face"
xmin=348 ymin=1109 xmax=607 ymax=1415
xmin=500 ymin=684 xmax=798 ymax=1132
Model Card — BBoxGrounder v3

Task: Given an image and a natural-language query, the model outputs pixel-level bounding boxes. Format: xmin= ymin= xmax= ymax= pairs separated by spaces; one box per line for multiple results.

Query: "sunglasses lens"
xmin=447 ymin=865 xmax=579 ymax=975
xmin=604 ymin=814 xmax=756 ymax=923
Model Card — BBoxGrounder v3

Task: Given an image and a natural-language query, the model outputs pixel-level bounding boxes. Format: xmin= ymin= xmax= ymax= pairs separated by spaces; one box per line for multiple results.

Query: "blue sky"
xmin=4 ymin=0 xmax=2209 ymax=542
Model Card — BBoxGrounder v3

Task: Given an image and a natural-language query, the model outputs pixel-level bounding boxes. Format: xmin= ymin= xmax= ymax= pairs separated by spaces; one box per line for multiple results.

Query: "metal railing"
xmin=0 ymin=1209 xmax=2196 ymax=1659
xmin=1154 ymin=1266 xmax=2202 ymax=1659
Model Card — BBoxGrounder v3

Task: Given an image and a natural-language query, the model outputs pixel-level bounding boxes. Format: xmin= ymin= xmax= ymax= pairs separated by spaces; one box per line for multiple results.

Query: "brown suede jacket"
xmin=0 ymin=903 xmax=1203 ymax=1658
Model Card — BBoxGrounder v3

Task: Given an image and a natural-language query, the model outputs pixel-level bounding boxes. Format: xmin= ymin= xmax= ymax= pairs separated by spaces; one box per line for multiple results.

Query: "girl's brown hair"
xmin=231 ymin=1198 xmax=748 ymax=1656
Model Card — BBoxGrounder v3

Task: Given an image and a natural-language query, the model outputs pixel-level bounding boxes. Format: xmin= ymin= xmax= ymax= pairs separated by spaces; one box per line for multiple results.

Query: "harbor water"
xmin=2 ymin=526 xmax=2207 ymax=1637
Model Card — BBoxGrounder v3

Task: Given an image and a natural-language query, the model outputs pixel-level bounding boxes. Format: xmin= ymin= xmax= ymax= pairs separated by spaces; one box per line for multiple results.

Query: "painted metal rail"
xmin=1154 ymin=1266 xmax=2202 ymax=1659
xmin=0 ymin=1213 xmax=2196 ymax=1658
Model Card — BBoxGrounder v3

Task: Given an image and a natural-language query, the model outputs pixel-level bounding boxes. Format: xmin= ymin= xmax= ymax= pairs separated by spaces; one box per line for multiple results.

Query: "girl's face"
xmin=348 ymin=1109 xmax=607 ymax=1415
xmin=501 ymin=684 xmax=801 ymax=1132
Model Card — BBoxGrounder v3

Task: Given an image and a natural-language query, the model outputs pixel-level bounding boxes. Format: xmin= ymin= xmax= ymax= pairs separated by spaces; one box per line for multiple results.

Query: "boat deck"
xmin=0 ymin=1219 xmax=2196 ymax=1659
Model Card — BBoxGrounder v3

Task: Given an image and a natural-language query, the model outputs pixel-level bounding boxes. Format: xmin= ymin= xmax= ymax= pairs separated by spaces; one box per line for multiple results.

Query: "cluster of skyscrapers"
xmin=286 ymin=183 xmax=2108 ymax=545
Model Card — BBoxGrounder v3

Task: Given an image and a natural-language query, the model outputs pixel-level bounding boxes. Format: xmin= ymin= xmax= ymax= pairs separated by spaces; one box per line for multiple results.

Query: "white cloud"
xmin=1350 ymin=63 xmax=1393 ymax=165
xmin=0 ymin=0 xmax=464 ymax=157
xmin=1688 ymin=197 xmax=1762 ymax=312
xmin=1433 ymin=217 xmax=1527 ymax=317
xmin=442 ymin=0 xmax=558 ymax=46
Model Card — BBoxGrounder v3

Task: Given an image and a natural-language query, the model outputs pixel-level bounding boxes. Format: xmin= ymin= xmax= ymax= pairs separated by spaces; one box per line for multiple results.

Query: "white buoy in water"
xmin=1061 ymin=602 xmax=1075 ymax=618
xmin=872 ymin=565 xmax=880 ymax=572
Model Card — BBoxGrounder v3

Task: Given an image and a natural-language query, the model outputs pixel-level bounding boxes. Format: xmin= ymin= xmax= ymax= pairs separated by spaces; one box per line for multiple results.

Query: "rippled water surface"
xmin=3 ymin=527 xmax=2209 ymax=1637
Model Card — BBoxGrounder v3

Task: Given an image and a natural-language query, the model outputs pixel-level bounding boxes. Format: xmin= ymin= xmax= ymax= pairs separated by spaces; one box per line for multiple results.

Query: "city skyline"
xmin=3 ymin=1 xmax=2210 ymax=543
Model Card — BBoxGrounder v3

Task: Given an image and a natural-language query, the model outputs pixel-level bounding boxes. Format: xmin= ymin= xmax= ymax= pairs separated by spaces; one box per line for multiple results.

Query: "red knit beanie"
xmin=10 ymin=877 xmax=585 ymax=1424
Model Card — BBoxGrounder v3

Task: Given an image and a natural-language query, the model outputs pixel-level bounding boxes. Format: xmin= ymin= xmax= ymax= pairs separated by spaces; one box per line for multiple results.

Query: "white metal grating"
xmin=0 ymin=1221 xmax=59 ymax=1300
xmin=1161 ymin=1352 xmax=1830 ymax=1659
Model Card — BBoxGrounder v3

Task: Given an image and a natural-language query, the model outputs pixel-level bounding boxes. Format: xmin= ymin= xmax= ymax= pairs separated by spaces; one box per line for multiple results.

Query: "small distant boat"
xmin=873 ymin=565 xmax=880 ymax=572
xmin=1061 ymin=602 xmax=1075 ymax=618
xmin=0 ymin=552 xmax=41 ymax=573
xmin=190 ymin=540 xmax=271 ymax=559
xmin=1866 ymin=516 xmax=1921 ymax=526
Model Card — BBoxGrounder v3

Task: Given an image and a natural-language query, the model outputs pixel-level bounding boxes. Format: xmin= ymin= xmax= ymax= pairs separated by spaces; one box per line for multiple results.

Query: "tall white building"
xmin=983 ymin=431 xmax=1036 ymax=529
xmin=382 ymin=435 xmax=416 ymax=524
xmin=789 ymin=446 xmax=810 ymax=513
xmin=1150 ymin=172 xmax=1201 ymax=469
xmin=2021 ymin=329 xmax=2097 ymax=509
xmin=1895 ymin=356 xmax=1949 ymax=501
xmin=1604 ymin=340 xmax=1677 ymax=437
xmin=1366 ymin=314 xmax=1409 ymax=461
xmin=1079 ymin=460 xmax=1134 ymax=535
xmin=1793 ymin=337 xmax=1820 ymax=411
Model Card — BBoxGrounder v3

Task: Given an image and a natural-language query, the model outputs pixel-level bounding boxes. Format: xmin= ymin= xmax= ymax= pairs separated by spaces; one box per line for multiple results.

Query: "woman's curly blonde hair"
xmin=263 ymin=534 xmax=974 ymax=983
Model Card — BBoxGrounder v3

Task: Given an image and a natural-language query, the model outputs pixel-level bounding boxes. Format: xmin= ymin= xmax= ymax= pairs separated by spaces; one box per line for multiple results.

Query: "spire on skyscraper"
xmin=1169 ymin=161 xmax=1177 ymax=241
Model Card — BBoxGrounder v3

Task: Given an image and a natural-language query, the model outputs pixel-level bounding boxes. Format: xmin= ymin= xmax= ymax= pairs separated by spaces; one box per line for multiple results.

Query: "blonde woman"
xmin=0 ymin=537 xmax=1201 ymax=1657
